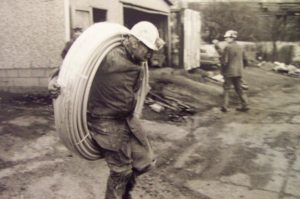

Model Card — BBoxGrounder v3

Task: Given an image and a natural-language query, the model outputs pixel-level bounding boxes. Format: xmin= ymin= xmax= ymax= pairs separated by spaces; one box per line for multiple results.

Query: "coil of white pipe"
xmin=54 ymin=22 xmax=132 ymax=160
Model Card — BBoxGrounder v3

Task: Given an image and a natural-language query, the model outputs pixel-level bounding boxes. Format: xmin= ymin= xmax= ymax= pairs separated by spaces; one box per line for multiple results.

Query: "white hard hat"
xmin=130 ymin=21 xmax=164 ymax=51
xmin=224 ymin=30 xmax=238 ymax=38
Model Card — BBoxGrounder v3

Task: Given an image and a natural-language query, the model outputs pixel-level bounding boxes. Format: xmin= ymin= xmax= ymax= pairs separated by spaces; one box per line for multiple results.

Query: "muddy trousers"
xmin=88 ymin=117 xmax=155 ymax=199
xmin=223 ymin=76 xmax=249 ymax=109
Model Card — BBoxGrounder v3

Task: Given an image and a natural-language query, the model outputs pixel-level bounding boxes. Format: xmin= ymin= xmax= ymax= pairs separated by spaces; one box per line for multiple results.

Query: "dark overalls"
xmin=88 ymin=45 xmax=155 ymax=199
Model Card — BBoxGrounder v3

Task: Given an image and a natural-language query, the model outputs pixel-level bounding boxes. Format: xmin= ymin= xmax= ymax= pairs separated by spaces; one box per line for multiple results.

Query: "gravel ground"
xmin=0 ymin=67 xmax=300 ymax=199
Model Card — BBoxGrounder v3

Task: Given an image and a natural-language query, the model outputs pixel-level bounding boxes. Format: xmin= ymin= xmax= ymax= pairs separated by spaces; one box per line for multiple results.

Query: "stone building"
xmin=0 ymin=0 xmax=173 ymax=93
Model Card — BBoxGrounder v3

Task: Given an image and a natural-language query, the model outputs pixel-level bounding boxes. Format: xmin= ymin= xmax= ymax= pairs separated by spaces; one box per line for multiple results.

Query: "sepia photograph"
xmin=0 ymin=0 xmax=300 ymax=198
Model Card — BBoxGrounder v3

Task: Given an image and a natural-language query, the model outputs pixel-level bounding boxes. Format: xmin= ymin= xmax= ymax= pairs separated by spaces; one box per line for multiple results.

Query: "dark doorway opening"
xmin=123 ymin=8 xmax=166 ymax=31
xmin=93 ymin=8 xmax=107 ymax=23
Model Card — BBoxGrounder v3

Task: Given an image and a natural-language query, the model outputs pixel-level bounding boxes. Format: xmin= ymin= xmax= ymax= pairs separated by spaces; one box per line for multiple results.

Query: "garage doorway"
xmin=123 ymin=8 xmax=167 ymax=38
xmin=93 ymin=8 xmax=107 ymax=23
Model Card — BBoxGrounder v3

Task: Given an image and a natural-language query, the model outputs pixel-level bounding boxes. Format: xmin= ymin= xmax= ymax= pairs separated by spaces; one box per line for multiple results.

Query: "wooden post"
xmin=167 ymin=14 xmax=172 ymax=67
xmin=64 ymin=0 xmax=71 ymax=42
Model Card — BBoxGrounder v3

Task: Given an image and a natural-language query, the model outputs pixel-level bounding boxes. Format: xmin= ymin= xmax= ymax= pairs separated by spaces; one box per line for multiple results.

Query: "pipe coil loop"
xmin=54 ymin=23 xmax=130 ymax=160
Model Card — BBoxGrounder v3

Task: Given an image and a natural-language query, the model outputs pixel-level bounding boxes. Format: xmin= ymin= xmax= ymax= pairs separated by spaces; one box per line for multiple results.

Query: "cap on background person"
xmin=224 ymin=30 xmax=238 ymax=38
xmin=73 ymin=27 xmax=83 ymax=32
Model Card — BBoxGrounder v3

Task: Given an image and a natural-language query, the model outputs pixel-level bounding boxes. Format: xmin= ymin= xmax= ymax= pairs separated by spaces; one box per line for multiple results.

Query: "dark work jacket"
xmin=88 ymin=45 xmax=149 ymax=151
xmin=61 ymin=39 xmax=76 ymax=59
xmin=89 ymin=45 xmax=143 ymax=117
xmin=221 ymin=41 xmax=247 ymax=77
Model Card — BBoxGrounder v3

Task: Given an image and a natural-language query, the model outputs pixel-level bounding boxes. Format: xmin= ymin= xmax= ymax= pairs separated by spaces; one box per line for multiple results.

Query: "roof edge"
xmin=165 ymin=0 xmax=174 ymax=5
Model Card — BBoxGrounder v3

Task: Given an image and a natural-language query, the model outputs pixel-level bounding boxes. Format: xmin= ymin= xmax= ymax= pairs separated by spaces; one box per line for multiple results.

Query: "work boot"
xmin=122 ymin=173 xmax=136 ymax=199
xmin=236 ymin=107 xmax=250 ymax=112
xmin=221 ymin=106 xmax=228 ymax=113
xmin=105 ymin=171 xmax=132 ymax=199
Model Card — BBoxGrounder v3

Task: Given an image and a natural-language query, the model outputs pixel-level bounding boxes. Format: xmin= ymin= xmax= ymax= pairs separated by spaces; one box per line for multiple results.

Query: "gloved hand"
xmin=48 ymin=76 xmax=61 ymax=99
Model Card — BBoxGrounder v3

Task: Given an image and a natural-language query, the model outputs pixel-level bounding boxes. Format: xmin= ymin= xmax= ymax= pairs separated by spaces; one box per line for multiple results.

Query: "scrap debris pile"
xmin=258 ymin=61 xmax=300 ymax=77
xmin=145 ymin=91 xmax=196 ymax=121
xmin=144 ymin=68 xmax=223 ymax=122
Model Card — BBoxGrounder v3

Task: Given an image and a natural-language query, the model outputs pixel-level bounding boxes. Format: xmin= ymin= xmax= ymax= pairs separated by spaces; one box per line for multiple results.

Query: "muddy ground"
xmin=0 ymin=66 xmax=300 ymax=199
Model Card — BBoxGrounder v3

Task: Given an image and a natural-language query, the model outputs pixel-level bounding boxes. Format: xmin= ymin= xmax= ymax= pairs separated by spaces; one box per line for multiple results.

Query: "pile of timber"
xmin=146 ymin=92 xmax=195 ymax=113
xmin=146 ymin=68 xmax=223 ymax=119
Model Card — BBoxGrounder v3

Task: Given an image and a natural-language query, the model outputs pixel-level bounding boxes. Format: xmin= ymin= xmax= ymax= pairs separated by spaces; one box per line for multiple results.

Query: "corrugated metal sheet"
xmin=120 ymin=0 xmax=170 ymax=13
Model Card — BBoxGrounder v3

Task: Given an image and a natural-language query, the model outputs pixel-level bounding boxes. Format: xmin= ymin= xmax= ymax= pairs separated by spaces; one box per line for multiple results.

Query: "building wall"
xmin=70 ymin=0 xmax=123 ymax=29
xmin=0 ymin=0 xmax=65 ymax=93
xmin=0 ymin=0 xmax=171 ymax=93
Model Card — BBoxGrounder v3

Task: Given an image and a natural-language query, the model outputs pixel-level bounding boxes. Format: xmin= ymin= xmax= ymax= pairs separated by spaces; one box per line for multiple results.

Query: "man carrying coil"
xmin=49 ymin=21 xmax=165 ymax=199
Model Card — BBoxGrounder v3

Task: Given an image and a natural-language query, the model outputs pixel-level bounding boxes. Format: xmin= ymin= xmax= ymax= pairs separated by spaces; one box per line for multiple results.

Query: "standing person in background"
xmin=212 ymin=39 xmax=223 ymax=56
xmin=48 ymin=27 xmax=82 ymax=98
xmin=213 ymin=39 xmax=249 ymax=90
xmin=220 ymin=30 xmax=249 ymax=112
xmin=61 ymin=27 xmax=83 ymax=59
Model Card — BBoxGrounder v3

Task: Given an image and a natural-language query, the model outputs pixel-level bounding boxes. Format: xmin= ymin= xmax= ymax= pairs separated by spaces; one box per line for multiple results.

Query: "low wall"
xmin=257 ymin=41 xmax=300 ymax=65
xmin=0 ymin=0 xmax=65 ymax=94
xmin=0 ymin=67 xmax=57 ymax=93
